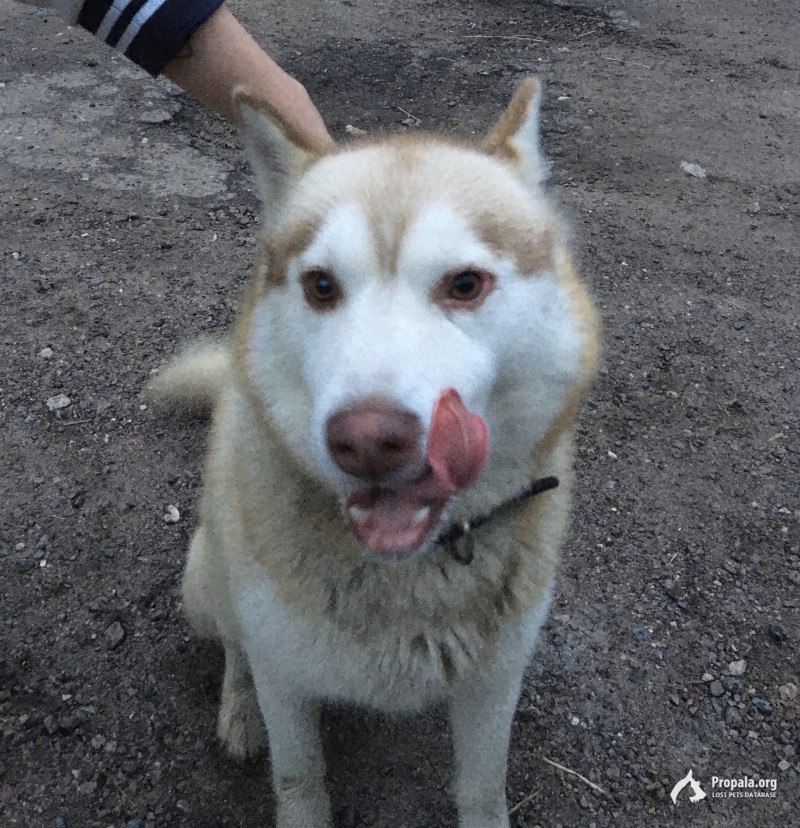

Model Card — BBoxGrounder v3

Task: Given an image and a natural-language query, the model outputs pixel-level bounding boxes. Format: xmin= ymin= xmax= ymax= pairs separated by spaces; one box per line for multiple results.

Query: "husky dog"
xmin=152 ymin=77 xmax=599 ymax=828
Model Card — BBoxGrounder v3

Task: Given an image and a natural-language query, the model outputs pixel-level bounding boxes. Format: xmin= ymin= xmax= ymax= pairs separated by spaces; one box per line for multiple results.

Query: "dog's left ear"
xmin=233 ymin=87 xmax=331 ymax=215
xmin=482 ymin=77 xmax=547 ymax=188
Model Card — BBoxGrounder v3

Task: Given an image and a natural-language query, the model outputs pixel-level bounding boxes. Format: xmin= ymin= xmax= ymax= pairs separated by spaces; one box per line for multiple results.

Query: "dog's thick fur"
xmin=151 ymin=78 xmax=599 ymax=828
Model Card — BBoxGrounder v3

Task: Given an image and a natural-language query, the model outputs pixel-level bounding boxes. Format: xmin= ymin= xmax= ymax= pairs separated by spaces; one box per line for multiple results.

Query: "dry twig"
xmin=508 ymin=788 xmax=540 ymax=815
xmin=463 ymin=34 xmax=546 ymax=42
xmin=396 ymin=106 xmax=421 ymax=126
xmin=544 ymin=757 xmax=610 ymax=797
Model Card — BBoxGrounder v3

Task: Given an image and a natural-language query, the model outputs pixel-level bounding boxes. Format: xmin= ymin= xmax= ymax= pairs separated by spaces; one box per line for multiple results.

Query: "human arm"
xmin=17 ymin=0 xmax=331 ymax=142
xmin=162 ymin=6 xmax=331 ymax=143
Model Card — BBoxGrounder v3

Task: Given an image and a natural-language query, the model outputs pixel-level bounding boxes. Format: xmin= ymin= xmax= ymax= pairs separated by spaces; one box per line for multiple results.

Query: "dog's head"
xmin=232 ymin=79 xmax=598 ymax=562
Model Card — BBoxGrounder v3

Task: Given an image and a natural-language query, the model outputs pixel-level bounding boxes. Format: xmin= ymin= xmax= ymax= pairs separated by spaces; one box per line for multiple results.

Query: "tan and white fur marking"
xmin=152 ymin=78 xmax=599 ymax=828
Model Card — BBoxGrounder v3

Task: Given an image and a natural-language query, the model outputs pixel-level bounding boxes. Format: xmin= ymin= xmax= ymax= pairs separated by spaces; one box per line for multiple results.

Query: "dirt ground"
xmin=1 ymin=0 xmax=798 ymax=826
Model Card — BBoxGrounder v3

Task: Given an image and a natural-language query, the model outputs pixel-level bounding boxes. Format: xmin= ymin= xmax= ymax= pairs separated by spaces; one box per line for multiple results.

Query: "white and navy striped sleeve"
xmin=23 ymin=0 xmax=225 ymax=76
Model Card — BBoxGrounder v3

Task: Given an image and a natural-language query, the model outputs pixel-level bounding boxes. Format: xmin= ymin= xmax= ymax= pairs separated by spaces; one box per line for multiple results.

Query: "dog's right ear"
xmin=233 ymin=88 xmax=331 ymax=213
xmin=482 ymin=77 xmax=547 ymax=189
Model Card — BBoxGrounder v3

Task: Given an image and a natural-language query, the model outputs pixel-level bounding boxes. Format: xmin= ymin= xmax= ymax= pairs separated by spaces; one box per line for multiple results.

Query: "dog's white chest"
xmin=234 ymin=568 xmax=456 ymax=711
xmin=233 ymin=552 xmax=552 ymax=717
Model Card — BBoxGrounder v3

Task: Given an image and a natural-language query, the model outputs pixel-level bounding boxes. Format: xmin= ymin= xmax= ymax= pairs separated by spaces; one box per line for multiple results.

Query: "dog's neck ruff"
xmin=436 ymin=476 xmax=560 ymax=565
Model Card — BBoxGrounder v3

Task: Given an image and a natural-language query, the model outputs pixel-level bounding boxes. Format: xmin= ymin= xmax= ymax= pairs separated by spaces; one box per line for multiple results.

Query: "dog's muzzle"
xmin=325 ymin=389 xmax=489 ymax=558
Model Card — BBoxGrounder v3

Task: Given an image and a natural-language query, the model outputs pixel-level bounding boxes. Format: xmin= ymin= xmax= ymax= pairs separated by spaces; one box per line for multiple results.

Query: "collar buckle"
xmin=436 ymin=476 xmax=559 ymax=565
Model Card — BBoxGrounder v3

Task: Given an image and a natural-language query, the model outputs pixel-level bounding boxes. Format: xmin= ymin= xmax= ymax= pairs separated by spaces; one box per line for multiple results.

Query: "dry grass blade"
xmin=508 ymin=788 xmax=540 ymax=815
xmin=396 ymin=106 xmax=421 ymax=126
xmin=463 ymin=34 xmax=547 ymax=42
xmin=543 ymin=757 xmax=610 ymax=797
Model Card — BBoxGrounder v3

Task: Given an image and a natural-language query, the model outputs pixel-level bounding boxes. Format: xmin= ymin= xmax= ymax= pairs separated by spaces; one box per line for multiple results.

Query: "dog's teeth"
xmin=412 ymin=506 xmax=430 ymax=526
xmin=348 ymin=504 xmax=371 ymax=524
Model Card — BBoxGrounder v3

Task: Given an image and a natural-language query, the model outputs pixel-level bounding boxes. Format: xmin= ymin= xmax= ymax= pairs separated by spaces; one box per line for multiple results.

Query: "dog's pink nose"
xmin=326 ymin=400 xmax=423 ymax=480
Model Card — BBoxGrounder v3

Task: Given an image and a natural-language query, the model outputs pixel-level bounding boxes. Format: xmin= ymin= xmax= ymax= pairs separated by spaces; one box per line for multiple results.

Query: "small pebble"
xmin=751 ymin=697 xmax=773 ymax=716
xmin=721 ymin=678 xmax=741 ymax=695
xmin=778 ymin=760 xmax=791 ymax=772
xmin=725 ymin=706 xmax=742 ymax=728
xmin=39 ymin=347 xmax=54 ymax=359
xmin=46 ymin=394 xmax=71 ymax=411
xmin=728 ymin=659 xmax=747 ymax=677
xmin=680 ymin=160 xmax=707 ymax=178
xmin=709 ymin=680 xmax=725 ymax=698
xmin=105 ymin=621 xmax=126 ymax=649
xmin=163 ymin=505 xmax=180 ymax=524
xmin=778 ymin=682 xmax=797 ymax=701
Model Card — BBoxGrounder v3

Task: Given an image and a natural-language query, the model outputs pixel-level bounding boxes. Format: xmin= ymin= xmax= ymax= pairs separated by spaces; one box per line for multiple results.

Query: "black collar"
xmin=435 ymin=476 xmax=559 ymax=565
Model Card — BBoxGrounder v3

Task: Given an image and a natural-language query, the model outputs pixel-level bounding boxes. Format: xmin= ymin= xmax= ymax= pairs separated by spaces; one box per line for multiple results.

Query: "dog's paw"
xmin=457 ymin=795 xmax=511 ymax=828
xmin=275 ymin=774 xmax=333 ymax=828
xmin=217 ymin=685 xmax=267 ymax=760
xmin=459 ymin=819 xmax=510 ymax=828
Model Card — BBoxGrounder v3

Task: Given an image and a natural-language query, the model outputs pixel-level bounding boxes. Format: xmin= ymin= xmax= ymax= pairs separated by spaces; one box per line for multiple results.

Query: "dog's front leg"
xmin=449 ymin=595 xmax=551 ymax=828
xmin=217 ymin=643 xmax=268 ymax=759
xmin=251 ymin=672 xmax=332 ymax=828
xmin=449 ymin=656 xmax=524 ymax=828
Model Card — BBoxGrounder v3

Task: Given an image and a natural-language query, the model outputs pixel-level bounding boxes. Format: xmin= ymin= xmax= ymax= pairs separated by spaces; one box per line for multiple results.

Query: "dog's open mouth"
xmin=346 ymin=470 xmax=448 ymax=556
xmin=346 ymin=389 xmax=489 ymax=558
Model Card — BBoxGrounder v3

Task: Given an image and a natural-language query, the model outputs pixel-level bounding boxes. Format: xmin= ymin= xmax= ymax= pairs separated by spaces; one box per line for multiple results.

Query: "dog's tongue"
xmin=350 ymin=389 xmax=489 ymax=556
xmin=427 ymin=388 xmax=489 ymax=493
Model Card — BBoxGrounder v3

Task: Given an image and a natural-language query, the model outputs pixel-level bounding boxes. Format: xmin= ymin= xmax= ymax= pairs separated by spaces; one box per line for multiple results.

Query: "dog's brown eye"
xmin=301 ymin=269 xmax=342 ymax=311
xmin=436 ymin=268 xmax=495 ymax=309
xmin=449 ymin=270 xmax=484 ymax=300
